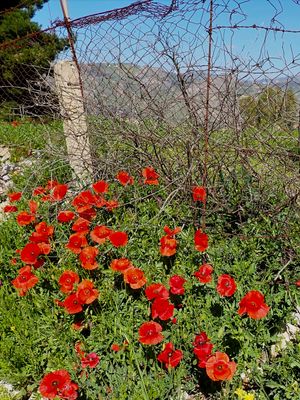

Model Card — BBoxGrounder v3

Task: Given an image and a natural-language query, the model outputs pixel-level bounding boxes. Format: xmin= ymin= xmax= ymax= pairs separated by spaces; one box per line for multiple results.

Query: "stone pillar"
xmin=54 ymin=61 xmax=93 ymax=185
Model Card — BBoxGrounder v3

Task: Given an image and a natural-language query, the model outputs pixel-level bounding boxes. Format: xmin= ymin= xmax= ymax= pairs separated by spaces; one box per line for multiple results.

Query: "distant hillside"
xmin=80 ymin=63 xmax=300 ymax=126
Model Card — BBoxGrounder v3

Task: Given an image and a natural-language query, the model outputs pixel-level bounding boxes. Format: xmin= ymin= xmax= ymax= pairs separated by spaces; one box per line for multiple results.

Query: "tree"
xmin=239 ymin=86 xmax=298 ymax=131
xmin=0 ymin=0 xmax=68 ymax=119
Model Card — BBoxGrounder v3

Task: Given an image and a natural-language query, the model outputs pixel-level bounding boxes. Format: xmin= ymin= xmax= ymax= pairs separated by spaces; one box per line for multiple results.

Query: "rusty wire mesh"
xmin=0 ymin=0 xmax=299 ymax=237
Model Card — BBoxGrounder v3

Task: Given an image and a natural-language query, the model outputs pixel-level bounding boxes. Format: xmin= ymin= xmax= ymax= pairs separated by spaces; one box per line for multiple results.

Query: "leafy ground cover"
xmin=0 ymin=164 xmax=299 ymax=400
xmin=0 ymin=120 xmax=63 ymax=161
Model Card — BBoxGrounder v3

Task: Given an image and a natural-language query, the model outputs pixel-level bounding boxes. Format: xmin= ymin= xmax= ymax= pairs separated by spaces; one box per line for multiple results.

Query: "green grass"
xmin=0 ymin=119 xmax=64 ymax=161
xmin=0 ymin=385 xmax=16 ymax=400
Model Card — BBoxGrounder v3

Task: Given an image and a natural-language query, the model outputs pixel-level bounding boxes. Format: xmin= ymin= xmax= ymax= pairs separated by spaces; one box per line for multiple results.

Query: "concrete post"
xmin=54 ymin=61 xmax=93 ymax=185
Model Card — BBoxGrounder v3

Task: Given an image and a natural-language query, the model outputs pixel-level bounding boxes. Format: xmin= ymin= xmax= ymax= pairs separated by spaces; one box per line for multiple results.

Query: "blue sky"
xmin=33 ymin=0 xmax=300 ymax=30
xmin=32 ymin=1 xmax=300 ymax=76
xmin=33 ymin=0 xmax=172 ymax=26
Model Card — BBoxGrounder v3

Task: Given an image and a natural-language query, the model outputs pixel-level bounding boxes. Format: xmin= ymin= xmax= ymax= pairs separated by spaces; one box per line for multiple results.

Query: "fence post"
xmin=54 ymin=60 xmax=93 ymax=185
xmin=201 ymin=0 xmax=214 ymax=232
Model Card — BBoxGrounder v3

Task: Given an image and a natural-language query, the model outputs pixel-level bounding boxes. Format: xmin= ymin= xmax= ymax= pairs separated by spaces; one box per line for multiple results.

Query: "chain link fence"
xmin=0 ymin=0 xmax=299 ymax=235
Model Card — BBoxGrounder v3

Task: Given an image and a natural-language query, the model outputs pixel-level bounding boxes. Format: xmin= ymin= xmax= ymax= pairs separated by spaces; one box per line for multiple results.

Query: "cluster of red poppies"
xmin=193 ymin=263 xmax=269 ymax=319
xmin=4 ymin=175 xmax=276 ymax=398
xmin=137 ymin=276 xmax=239 ymax=377
xmin=145 ymin=278 xmax=185 ymax=322
xmin=56 ymin=271 xmax=99 ymax=314
xmin=192 ymin=332 xmax=236 ymax=381
xmin=110 ymin=257 xmax=147 ymax=289
xmin=11 ymin=220 xmax=55 ymax=295
xmin=11 ymin=265 xmax=39 ymax=296
xmin=159 ymin=226 xmax=181 ymax=256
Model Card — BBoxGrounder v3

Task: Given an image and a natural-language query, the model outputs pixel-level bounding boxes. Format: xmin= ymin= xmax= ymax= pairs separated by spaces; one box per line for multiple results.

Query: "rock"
xmin=270 ymin=308 xmax=300 ymax=358
xmin=0 ymin=146 xmax=10 ymax=164
xmin=0 ymin=381 xmax=19 ymax=397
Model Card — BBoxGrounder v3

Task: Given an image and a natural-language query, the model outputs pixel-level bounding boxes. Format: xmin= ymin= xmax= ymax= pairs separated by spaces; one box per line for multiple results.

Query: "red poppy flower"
xmin=192 ymin=186 xmax=206 ymax=203
xmin=63 ymin=293 xmax=83 ymax=314
xmin=41 ymin=194 xmax=51 ymax=202
xmin=193 ymin=332 xmax=210 ymax=347
xmin=123 ymin=267 xmax=147 ymax=289
xmin=39 ymin=369 xmax=78 ymax=400
xmin=7 ymin=192 xmax=22 ymax=202
xmin=72 ymin=190 xmax=96 ymax=209
xmin=35 ymin=221 xmax=54 ymax=237
xmin=111 ymin=344 xmax=121 ymax=352
xmin=20 ymin=243 xmax=41 ymax=264
xmin=66 ymin=233 xmax=88 ymax=254
xmin=29 ymin=200 xmax=38 ymax=214
xmin=157 ymin=342 xmax=183 ymax=368
xmin=163 ymin=226 xmax=181 ymax=237
xmin=74 ymin=341 xmax=85 ymax=357
xmin=138 ymin=321 xmax=164 ymax=345
xmin=57 ymin=210 xmax=75 ymax=223
xmin=11 ymin=120 xmax=20 ymax=128
xmin=81 ymin=352 xmax=100 ymax=369
xmin=38 ymin=242 xmax=51 ymax=255
xmin=94 ymin=194 xmax=106 ymax=208
xmin=79 ymin=246 xmax=99 ymax=270
xmin=72 ymin=218 xmax=90 ymax=233
xmin=59 ymin=271 xmax=80 ymax=294
xmin=195 ymin=343 xmax=214 ymax=368
xmin=46 ymin=180 xmax=59 ymax=190
xmin=194 ymin=264 xmax=214 ymax=283
xmin=142 ymin=166 xmax=159 ymax=185
xmin=11 ymin=266 xmax=39 ymax=296
xmin=33 ymin=186 xmax=46 ymax=196
xmin=77 ymin=280 xmax=99 ymax=304
xmin=3 ymin=205 xmax=18 ymax=213
xmin=29 ymin=232 xmax=49 ymax=244
xmin=217 ymin=274 xmax=237 ymax=297
xmin=193 ymin=333 xmax=214 ymax=368
xmin=105 ymin=199 xmax=119 ymax=212
xmin=206 ymin=352 xmax=237 ymax=381
xmin=151 ymin=298 xmax=174 ymax=320
xmin=295 ymin=280 xmax=300 ymax=287
xmin=145 ymin=283 xmax=169 ymax=301
xmin=90 ymin=225 xmax=112 ymax=244
xmin=109 ymin=231 xmax=128 ymax=247
xmin=59 ymin=380 xmax=78 ymax=400
xmin=77 ymin=205 xmax=97 ymax=221
xmin=110 ymin=258 xmax=133 ymax=273
xmin=16 ymin=211 xmax=35 ymax=226
xmin=194 ymin=229 xmax=209 ymax=252
xmin=51 ymin=184 xmax=68 ymax=201
xmin=92 ymin=180 xmax=109 ymax=194
xmin=238 ymin=290 xmax=270 ymax=319
xmin=116 ymin=171 xmax=134 ymax=186
xmin=160 ymin=236 xmax=177 ymax=257
xmin=169 ymin=275 xmax=186 ymax=295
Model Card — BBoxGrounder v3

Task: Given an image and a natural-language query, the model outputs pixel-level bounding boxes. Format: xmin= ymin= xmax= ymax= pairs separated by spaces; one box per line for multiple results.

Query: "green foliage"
xmin=0 ymin=119 xmax=63 ymax=158
xmin=0 ymin=175 xmax=299 ymax=400
xmin=0 ymin=0 xmax=67 ymax=118
xmin=0 ymin=386 xmax=16 ymax=400
xmin=239 ymin=86 xmax=297 ymax=131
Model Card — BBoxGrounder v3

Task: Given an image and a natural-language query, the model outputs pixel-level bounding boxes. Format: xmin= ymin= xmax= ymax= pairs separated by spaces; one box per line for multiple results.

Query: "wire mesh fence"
xmin=0 ymin=0 xmax=299 ymax=237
